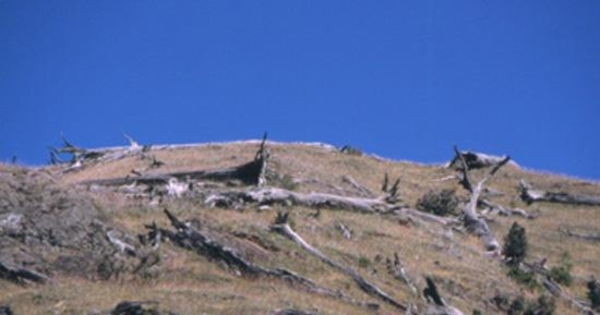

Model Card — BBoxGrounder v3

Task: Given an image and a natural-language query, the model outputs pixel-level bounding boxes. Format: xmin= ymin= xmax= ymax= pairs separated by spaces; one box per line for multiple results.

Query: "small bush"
xmin=472 ymin=309 xmax=484 ymax=315
xmin=507 ymin=266 xmax=539 ymax=290
xmin=504 ymin=222 xmax=528 ymax=266
xmin=278 ymin=174 xmax=298 ymax=191
xmin=416 ymin=189 xmax=459 ymax=216
xmin=358 ymin=255 xmax=371 ymax=269
xmin=524 ymin=295 xmax=556 ymax=315
xmin=507 ymin=296 xmax=525 ymax=315
xmin=549 ymin=252 xmax=573 ymax=286
xmin=340 ymin=145 xmax=363 ymax=156
xmin=588 ymin=278 xmax=600 ymax=310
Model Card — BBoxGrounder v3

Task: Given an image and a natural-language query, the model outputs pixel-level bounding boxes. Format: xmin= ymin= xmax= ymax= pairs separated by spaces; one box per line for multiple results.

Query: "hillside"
xmin=1 ymin=138 xmax=599 ymax=315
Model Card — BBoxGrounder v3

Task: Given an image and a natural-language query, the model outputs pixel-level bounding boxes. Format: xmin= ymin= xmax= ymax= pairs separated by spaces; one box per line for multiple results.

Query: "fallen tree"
xmin=519 ymin=180 xmax=600 ymax=206
xmin=270 ymin=212 xmax=408 ymax=312
xmin=0 ymin=261 xmax=51 ymax=284
xmin=453 ymin=146 xmax=511 ymax=251
xmin=157 ymin=209 xmax=377 ymax=310
xmin=205 ymin=187 xmax=401 ymax=213
xmin=559 ymin=228 xmax=600 ymax=243
xmin=82 ymin=134 xmax=271 ymax=189
xmin=447 ymin=150 xmax=516 ymax=170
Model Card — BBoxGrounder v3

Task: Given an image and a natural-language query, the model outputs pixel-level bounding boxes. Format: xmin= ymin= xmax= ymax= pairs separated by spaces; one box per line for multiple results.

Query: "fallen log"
xmin=454 ymin=146 xmax=510 ymax=251
xmin=447 ymin=150 xmax=515 ymax=170
xmin=560 ymin=228 xmax=600 ymax=243
xmin=519 ymin=180 xmax=600 ymax=206
xmin=520 ymin=261 xmax=596 ymax=315
xmin=205 ymin=187 xmax=400 ymax=213
xmin=271 ymin=213 xmax=408 ymax=312
xmin=0 ymin=261 xmax=51 ymax=284
xmin=159 ymin=210 xmax=375 ymax=309
xmin=81 ymin=134 xmax=270 ymax=188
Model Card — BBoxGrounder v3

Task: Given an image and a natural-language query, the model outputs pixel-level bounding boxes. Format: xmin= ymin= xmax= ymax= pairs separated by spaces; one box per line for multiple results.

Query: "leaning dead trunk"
xmin=271 ymin=213 xmax=408 ymax=312
xmin=158 ymin=210 xmax=374 ymax=309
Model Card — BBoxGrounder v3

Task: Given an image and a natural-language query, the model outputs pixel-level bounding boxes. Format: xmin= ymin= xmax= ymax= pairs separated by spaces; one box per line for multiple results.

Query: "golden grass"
xmin=2 ymin=142 xmax=600 ymax=315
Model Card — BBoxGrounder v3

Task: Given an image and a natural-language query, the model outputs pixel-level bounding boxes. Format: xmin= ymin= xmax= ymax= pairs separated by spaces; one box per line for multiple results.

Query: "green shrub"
xmin=507 ymin=296 xmax=525 ymax=315
xmin=524 ymin=295 xmax=556 ymax=315
xmin=416 ymin=189 xmax=459 ymax=216
xmin=358 ymin=255 xmax=371 ymax=269
xmin=588 ymin=278 xmax=600 ymax=310
xmin=507 ymin=266 xmax=539 ymax=290
xmin=504 ymin=222 xmax=527 ymax=266
xmin=549 ymin=252 xmax=573 ymax=286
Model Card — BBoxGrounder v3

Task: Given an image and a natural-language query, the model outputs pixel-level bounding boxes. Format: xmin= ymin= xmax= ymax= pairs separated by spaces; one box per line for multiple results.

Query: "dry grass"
xmin=2 ymin=142 xmax=600 ymax=315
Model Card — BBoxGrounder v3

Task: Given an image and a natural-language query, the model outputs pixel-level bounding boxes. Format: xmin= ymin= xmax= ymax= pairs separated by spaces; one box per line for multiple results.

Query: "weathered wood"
xmin=342 ymin=175 xmax=375 ymax=198
xmin=271 ymin=213 xmax=408 ymax=312
xmin=0 ymin=261 xmax=51 ymax=284
xmin=386 ymin=253 xmax=418 ymax=295
xmin=520 ymin=261 xmax=596 ymax=315
xmin=454 ymin=146 xmax=510 ymax=251
xmin=519 ymin=180 xmax=600 ymax=206
xmin=160 ymin=210 xmax=374 ymax=309
xmin=447 ymin=150 xmax=514 ymax=170
xmin=205 ymin=187 xmax=401 ymax=213
xmin=422 ymin=276 xmax=466 ymax=315
xmin=560 ymin=228 xmax=600 ymax=242
xmin=479 ymin=199 xmax=533 ymax=219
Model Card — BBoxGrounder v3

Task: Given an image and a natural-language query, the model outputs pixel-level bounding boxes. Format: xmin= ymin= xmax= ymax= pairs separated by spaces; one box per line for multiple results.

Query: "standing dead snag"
xmin=454 ymin=146 xmax=511 ymax=251
xmin=271 ymin=213 xmax=408 ymax=312
xmin=422 ymin=276 xmax=465 ymax=315
xmin=519 ymin=180 xmax=600 ymax=206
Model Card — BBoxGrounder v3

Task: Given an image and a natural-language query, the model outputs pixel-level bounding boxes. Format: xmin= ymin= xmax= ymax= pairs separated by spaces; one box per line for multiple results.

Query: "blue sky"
xmin=1 ymin=1 xmax=599 ymax=180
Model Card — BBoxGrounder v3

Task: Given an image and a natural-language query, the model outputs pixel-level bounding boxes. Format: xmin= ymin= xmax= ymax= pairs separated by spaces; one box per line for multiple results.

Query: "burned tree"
xmin=453 ymin=146 xmax=511 ymax=251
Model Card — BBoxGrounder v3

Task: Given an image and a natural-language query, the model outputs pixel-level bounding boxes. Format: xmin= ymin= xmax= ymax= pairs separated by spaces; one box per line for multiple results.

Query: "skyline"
xmin=1 ymin=1 xmax=599 ymax=180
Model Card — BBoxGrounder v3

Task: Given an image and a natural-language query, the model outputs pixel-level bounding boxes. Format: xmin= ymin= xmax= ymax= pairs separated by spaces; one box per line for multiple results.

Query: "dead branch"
xmin=422 ymin=276 xmax=465 ymax=315
xmin=0 ymin=261 xmax=51 ymax=284
xmin=205 ymin=187 xmax=401 ymax=213
xmin=454 ymin=146 xmax=510 ymax=251
xmin=560 ymin=228 xmax=600 ymax=242
xmin=159 ymin=210 xmax=374 ymax=309
xmin=478 ymin=199 xmax=534 ymax=219
xmin=519 ymin=261 xmax=596 ymax=315
xmin=519 ymin=180 xmax=600 ymax=206
xmin=386 ymin=253 xmax=418 ymax=295
xmin=271 ymin=213 xmax=408 ymax=312
xmin=342 ymin=175 xmax=375 ymax=198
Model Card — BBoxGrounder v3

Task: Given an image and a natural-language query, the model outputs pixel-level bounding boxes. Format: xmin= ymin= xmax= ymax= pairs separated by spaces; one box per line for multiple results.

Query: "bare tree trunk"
xmin=159 ymin=210 xmax=375 ymax=309
xmin=205 ymin=187 xmax=400 ymax=213
xmin=454 ymin=146 xmax=510 ymax=251
xmin=271 ymin=213 xmax=408 ymax=312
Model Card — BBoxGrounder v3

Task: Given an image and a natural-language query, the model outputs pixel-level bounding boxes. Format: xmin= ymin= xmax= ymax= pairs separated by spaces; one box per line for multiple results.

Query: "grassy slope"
xmin=1 ymin=142 xmax=599 ymax=315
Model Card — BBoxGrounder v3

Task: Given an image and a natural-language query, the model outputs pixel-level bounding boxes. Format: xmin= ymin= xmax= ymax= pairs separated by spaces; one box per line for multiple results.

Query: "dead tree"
xmin=205 ymin=187 xmax=401 ymax=213
xmin=82 ymin=134 xmax=271 ymax=189
xmin=422 ymin=276 xmax=465 ymax=315
xmin=454 ymin=146 xmax=511 ymax=251
xmin=158 ymin=210 xmax=375 ymax=309
xmin=519 ymin=180 xmax=600 ymax=206
xmin=447 ymin=150 xmax=514 ymax=170
xmin=559 ymin=228 xmax=600 ymax=243
xmin=0 ymin=261 xmax=51 ymax=284
xmin=271 ymin=213 xmax=408 ymax=312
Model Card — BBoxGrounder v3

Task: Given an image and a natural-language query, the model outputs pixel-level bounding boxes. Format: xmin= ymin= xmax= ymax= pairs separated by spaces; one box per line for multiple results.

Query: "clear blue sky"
xmin=1 ymin=1 xmax=599 ymax=180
